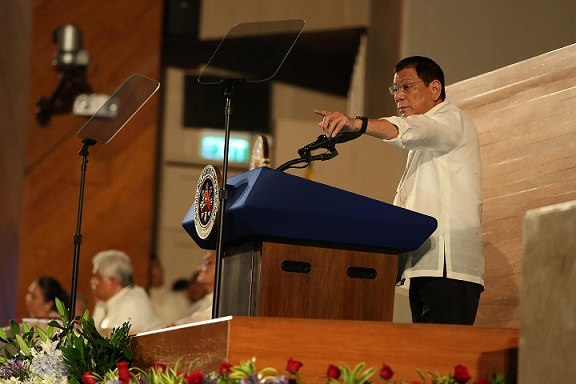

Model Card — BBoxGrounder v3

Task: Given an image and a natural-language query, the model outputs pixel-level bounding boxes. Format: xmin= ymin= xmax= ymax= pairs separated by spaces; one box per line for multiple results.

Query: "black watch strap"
xmin=355 ymin=116 xmax=368 ymax=135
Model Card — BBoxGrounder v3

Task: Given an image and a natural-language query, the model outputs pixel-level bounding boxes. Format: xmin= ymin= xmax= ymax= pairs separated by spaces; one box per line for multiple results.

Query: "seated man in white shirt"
xmin=175 ymin=251 xmax=215 ymax=325
xmin=91 ymin=249 xmax=164 ymax=334
xmin=147 ymin=258 xmax=190 ymax=325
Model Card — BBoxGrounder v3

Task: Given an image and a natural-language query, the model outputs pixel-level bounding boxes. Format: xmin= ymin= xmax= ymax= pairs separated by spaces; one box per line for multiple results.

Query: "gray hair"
xmin=92 ymin=249 xmax=133 ymax=287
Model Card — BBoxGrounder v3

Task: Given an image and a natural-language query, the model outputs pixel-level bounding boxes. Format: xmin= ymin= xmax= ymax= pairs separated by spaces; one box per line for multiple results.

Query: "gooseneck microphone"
xmin=276 ymin=130 xmax=363 ymax=172
xmin=298 ymin=131 xmax=362 ymax=158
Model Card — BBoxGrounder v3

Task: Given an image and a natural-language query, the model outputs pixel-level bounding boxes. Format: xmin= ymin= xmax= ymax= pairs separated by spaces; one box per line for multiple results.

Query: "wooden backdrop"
xmin=16 ymin=0 xmax=162 ymax=317
xmin=448 ymin=43 xmax=576 ymax=328
xmin=0 ymin=1 xmax=31 ymax=323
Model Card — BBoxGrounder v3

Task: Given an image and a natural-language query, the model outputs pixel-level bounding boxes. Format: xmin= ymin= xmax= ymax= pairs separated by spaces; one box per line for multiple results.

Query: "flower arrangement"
xmin=0 ymin=299 xmax=132 ymax=384
xmin=78 ymin=357 xmax=514 ymax=384
xmin=0 ymin=301 xmax=515 ymax=384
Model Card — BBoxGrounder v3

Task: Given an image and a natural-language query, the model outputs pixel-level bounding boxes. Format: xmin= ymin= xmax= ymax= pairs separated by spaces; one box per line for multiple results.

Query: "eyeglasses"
xmin=388 ymin=81 xmax=422 ymax=95
xmin=90 ymin=275 xmax=100 ymax=290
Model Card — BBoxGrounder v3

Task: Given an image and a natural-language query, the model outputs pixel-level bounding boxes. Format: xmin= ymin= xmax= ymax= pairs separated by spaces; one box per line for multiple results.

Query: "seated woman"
xmin=25 ymin=276 xmax=69 ymax=319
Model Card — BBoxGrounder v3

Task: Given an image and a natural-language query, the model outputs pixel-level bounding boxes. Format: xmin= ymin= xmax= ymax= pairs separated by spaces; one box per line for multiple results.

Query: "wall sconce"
xmin=36 ymin=24 xmax=111 ymax=126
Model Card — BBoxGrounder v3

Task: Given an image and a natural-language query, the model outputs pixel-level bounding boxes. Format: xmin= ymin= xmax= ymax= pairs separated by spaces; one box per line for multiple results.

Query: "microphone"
xmin=298 ymin=131 xmax=362 ymax=158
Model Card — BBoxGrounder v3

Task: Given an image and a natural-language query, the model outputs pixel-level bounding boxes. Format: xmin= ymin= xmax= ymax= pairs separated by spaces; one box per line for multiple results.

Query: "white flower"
xmin=28 ymin=341 xmax=67 ymax=383
xmin=30 ymin=341 xmax=59 ymax=358
xmin=31 ymin=375 xmax=69 ymax=384
xmin=0 ymin=377 xmax=25 ymax=383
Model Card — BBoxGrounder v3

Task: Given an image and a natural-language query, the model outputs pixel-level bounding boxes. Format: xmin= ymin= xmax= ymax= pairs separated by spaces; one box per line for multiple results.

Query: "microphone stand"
xmin=212 ymin=79 xmax=244 ymax=319
xmin=70 ymin=137 xmax=96 ymax=319
xmin=276 ymin=131 xmax=363 ymax=172
xmin=64 ymin=73 xmax=159 ymax=322
xmin=195 ymin=20 xmax=306 ymax=318
xmin=276 ymin=150 xmax=338 ymax=172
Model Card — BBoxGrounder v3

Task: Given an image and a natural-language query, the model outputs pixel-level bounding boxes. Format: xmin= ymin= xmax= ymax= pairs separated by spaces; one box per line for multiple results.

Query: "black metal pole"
xmin=70 ymin=138 xmax=95 ymax=320
xmin=211 ymin=81 xmax=239 ymax=318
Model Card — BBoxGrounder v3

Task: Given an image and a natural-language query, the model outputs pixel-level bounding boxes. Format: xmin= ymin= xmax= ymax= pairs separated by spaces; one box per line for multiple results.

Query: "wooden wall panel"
xmin=16 ymin=0 xmax=162 ymax=318
xmin=447 ymin=43 xmax=576 ymax=328
xmin=0 ymin=0 xmax=32 ymax=324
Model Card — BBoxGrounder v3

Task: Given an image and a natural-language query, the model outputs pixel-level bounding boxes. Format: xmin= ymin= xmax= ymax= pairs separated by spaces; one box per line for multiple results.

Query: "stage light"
xmin=35 ymin=24 xmax=112 ymax=126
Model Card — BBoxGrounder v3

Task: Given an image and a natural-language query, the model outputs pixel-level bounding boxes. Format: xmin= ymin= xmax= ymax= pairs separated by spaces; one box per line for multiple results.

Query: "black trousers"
xmin=408 ymin=276 xmax=484 ymax=325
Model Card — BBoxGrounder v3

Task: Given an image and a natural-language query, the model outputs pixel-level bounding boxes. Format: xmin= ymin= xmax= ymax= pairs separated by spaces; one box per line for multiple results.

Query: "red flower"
xmin=476 ymin=379 xmax=489 ymax=384
xmin=186 ymin=370 xmax=204 ymax=384
xmin=327 ymin=364 xmax=340 ymax=380
xmin=81 ymin=371 xmax=96 ymax=384
xmin=152 ymin=363 xmax=167 ymax=372
xmin=117 ymin=361 xmax=131 ymax=384
xmin=453 ymin=364 xmax=472 ymax=383
xmin=219 ymin=362 xmax=233 ymax=377
xmin=286 ymin=358 xmax=303 ymax=374
xmin=379 ymin=363 xmax=394 ymax=380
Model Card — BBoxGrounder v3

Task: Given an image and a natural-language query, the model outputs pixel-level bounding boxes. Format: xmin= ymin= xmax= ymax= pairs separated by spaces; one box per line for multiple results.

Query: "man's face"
xmin=198 ymin=252 xmax=216 ymax=292
xmin=148 ymin=259 xmax=164 ymax=288
xmin=90 ymin=270 xmax=117 ymax=301
xmin=392 ymin=67 xmax=440 ymax=117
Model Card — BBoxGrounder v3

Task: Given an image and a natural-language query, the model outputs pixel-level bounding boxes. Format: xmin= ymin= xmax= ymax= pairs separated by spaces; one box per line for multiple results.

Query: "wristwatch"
xmin=355 ymin=116 xmax=368 ymax=134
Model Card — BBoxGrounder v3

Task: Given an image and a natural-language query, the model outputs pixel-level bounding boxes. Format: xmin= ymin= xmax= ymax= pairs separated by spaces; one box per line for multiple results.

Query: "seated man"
xmin=147 ymin=258 xmax=190 ymax=325
xmin=175 ymin=251 xmax=215 ymax=325
xmin=91 ymin=249 xmax=164 ymax=334
xmin=185 ymin=269 xmax=208 ymax=307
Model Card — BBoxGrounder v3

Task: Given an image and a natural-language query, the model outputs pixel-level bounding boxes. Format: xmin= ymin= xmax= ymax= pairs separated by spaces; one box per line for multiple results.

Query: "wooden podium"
xmin=218 ymin=241 xmax=398 ymax=321
xmin=183 ymin=167 xmax=437 ymax=322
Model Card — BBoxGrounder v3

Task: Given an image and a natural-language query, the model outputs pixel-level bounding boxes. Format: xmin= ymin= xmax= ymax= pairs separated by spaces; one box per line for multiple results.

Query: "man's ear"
xmin=431 ymin=80 xmax=442 ymax=101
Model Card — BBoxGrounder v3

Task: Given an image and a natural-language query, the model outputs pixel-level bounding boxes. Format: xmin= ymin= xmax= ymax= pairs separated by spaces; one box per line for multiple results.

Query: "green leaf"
xmin=357 ymin=367 xmax=375 ymax=384
xmin=15 ymin=334 xmax=31 ymax=356
xmin=55 ymin=297 xmax=69 ymax=322
xmin=351 ymin=362 xmax=365 ymax=376
xmin=121 ymin=344 xmax=133 ymax=360
xmin=9 ymin=320 xmax=20 ymax=338
xmin=416 ymin=369 xmax=427 ymax=382
xmin=36 ymin=325 xmax=50 ymax=342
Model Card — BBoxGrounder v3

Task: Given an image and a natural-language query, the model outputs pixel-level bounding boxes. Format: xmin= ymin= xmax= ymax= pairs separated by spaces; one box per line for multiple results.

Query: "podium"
xmin=183 ymin=167 xmax=437 ymax=321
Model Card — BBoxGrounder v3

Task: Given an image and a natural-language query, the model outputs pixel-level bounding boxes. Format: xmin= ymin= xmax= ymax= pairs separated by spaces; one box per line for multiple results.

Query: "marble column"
xmin=520 ymin=200 xmax=576 ymax=383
